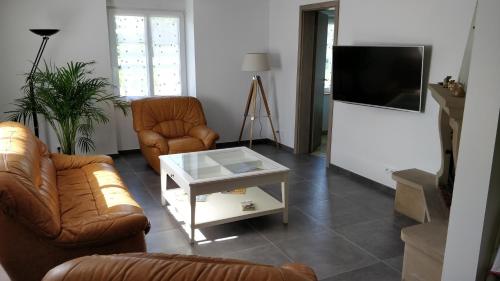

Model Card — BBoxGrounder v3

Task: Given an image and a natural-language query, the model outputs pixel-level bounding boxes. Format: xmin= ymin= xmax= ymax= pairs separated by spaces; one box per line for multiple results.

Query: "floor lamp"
xmin=238 ymin=53 xmax=279 ymax=148
xmin=27 ymin=29 xmax=59 ymax=137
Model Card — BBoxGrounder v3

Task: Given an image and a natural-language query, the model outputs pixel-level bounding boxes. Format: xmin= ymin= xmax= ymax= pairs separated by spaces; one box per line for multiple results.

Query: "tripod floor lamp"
xmin=238 ymin=53 xmax=279 ymax=148
xmin=27 ymin=29 xmax=59 ymax=137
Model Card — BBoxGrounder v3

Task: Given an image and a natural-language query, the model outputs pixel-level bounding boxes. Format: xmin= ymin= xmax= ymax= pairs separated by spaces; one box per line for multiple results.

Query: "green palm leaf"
xmin=6 ymin=61 xmax=129 ymax=154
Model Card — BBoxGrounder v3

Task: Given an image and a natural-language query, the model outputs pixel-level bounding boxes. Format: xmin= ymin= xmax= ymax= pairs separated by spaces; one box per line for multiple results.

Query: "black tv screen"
xmin=331 ymin=46 xmax=424 ymax=112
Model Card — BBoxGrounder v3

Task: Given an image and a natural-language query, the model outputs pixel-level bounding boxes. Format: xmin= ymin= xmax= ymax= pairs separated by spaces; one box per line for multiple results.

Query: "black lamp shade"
xmin=30 ymin=29 xmax=59 ymax=37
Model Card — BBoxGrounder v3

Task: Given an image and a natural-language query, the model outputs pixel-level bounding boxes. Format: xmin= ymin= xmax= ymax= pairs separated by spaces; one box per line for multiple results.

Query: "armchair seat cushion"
xmin=167 ymin=136 xmax=206 ymax=154
xmin=56 ymin=163 xmax=148 ymax=246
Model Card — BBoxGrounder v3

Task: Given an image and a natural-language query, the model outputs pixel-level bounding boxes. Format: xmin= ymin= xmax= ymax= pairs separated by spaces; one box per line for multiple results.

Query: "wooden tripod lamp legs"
xmin=238 ymin=75 xmax=279 ymax=148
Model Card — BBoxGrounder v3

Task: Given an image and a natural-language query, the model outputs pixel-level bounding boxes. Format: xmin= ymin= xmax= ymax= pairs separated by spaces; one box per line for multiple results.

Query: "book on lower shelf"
xmin=241 ymin=200 xmax=256 ymax=211
xmin=222 ymin=188 xmax=246 ymax=194
xmin=196 ymin=194 xmax=208 ymax=202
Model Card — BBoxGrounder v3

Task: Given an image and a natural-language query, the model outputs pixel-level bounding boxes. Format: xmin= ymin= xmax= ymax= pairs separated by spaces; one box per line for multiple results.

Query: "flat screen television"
xmin=331 ymin=46 xmax=424 ymax=112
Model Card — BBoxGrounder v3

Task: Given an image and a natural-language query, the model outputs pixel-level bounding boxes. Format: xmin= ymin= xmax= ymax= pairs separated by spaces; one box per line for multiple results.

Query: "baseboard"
xmin=115 ymin=149 xmax=141 ymax=156
xmin=115 ymin=139 xmax=294 ymax=155
xmin=217 ymin=138 xmax=294 ymax=153
xmin=329 ymin=164 xmax=395 ymax=196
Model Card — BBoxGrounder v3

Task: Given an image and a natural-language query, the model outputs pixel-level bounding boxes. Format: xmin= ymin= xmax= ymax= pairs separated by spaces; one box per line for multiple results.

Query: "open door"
xmin=295 ymin=1 xmax=338 ymax=165
xmin=310 ymin=12 xmax=329 ymax=152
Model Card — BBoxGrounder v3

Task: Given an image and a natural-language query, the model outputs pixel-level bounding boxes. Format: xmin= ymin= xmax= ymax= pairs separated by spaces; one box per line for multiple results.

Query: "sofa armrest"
xmin=50 ymin=154 xmax=114 ymax=171
xmin=188 ymin=125 xmax=219 ymax=149
xmin=138 ymin=130 xmax=169 ymax=153
xmin=56 ymin=211 xmax=149 ymax=247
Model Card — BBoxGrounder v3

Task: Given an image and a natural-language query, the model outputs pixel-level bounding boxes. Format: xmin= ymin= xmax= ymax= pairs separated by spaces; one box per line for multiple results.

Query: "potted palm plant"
xmin=7 ymin=61 xmax=128 ymax=154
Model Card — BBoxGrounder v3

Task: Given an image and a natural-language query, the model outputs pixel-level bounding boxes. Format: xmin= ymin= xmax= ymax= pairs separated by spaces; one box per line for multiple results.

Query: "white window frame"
xmin=107 ymin=9 xmax=188 ymax=98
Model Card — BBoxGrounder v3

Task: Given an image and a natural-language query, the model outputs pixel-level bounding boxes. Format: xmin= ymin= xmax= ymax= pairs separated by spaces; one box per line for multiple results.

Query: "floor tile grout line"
xmin=294 ymin=207 xmax=384 ymax=264
xmin=245 ymin=220 xmax=295 ymax=264
xmin=218 ymin=240 xmax=286 ymax=261
xmin=317 ymin=261 xmax=398 ymax=281
xmin=329 ymin=186 xmax=404 ymax=231
xmin=381 ymin=259 xmax=403 ymax=274
xmin=123 ymin=157 xmax=163 ymax=206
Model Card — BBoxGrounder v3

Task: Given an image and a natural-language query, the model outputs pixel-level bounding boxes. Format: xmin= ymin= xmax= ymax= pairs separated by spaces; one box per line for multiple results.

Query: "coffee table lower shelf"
xmin=163 ymin=186 xmax=285 ymax=242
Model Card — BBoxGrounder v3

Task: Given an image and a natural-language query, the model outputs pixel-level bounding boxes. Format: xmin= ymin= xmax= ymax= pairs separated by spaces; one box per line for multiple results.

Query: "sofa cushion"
xmin=167 ymin=136 xmax=206 ymax=154
xmin=56 ymin=163 xmax=148 ymax=246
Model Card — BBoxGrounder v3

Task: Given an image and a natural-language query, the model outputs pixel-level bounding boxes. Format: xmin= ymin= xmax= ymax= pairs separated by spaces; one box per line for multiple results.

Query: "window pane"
xmin=324 ymin=21 xmax=335 ymax=92
xmin=114 ymin=15 xmax=149 ymax=97
xmin=150 ymin=17 xmax=182 ymax=96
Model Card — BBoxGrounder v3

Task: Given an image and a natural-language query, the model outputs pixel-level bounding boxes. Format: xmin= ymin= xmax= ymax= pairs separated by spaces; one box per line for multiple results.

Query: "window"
xmin=108 ymin=10 xmax=186 ymax=97
xmin=324 ymin=20 xmax=335 ymax=93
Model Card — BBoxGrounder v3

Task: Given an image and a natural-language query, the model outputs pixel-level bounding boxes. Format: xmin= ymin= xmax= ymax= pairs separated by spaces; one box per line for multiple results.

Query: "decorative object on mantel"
xmin=449 ymin=81 xmax=466 ymax=97
xmin=438 ymin=76 xmax=466 ymax=97
xmin=441 ymin=75 xmax=452 ymax=88
xmin=238 ymin=53 xmax=279 ymax=148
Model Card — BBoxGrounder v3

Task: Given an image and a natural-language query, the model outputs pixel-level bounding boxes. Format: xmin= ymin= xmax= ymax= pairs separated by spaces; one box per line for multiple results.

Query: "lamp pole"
xmin=27 ymin=29 xmax=59 ymax=137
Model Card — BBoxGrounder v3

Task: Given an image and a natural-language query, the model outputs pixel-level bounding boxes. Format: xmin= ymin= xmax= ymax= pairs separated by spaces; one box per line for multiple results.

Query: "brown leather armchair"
xmin=0 ymin=122 xmax=149 ymax=281
xmin=43 ymin=253 xmax=318 ymax=281
xmin=132 ymin=97 xmax=219 ymax=173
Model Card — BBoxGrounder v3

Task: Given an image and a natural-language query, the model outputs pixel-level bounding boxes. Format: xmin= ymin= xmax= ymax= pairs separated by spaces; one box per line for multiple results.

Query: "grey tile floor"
xmin=117 ymin=144 xmax=416 ymax=281
xmin=0 ymin=143 xmax=416 ymax=281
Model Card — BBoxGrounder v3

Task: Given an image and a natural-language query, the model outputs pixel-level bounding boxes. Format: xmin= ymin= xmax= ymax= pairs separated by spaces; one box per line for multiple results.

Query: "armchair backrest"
xmin=131 ymin=97 xmax=207 ymax=138
xmin=0 ymin=122 xmax=61 ymax=238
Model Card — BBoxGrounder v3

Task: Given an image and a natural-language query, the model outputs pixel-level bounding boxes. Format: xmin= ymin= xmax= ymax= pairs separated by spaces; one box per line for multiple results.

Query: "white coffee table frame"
xmin=159 ymin=147 xmax=289 ymax=243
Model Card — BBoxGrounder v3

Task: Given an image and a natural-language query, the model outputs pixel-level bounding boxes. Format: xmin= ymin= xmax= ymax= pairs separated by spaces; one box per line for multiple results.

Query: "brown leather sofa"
xmin=0 ymin=122 xmax=149 ymax=281
xmin=132 ymin=96 xmax=219 ymax=173
xmin=43 ymin=253 xmax=318 ymax=281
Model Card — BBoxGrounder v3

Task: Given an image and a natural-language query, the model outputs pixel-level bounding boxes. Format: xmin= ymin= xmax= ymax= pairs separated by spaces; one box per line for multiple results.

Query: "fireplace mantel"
xmin=429 ymin=83 xmax=466 ymax=188
xmin=393 ymin=83 xmax=466 ymax=281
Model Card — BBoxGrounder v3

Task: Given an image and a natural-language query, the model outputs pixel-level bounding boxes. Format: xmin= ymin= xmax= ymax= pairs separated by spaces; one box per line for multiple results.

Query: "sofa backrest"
xmin=131 ymin=97 xmax=207 ymax=139
xmin=0 ymin=122 xmax=60 ymax=238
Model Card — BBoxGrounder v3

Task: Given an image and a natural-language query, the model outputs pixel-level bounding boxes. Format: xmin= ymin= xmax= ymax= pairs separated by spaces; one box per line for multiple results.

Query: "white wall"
xmin=107 ymin=0 xmax=185 ymax=11
xmin=185 ymin=0 xmax=197 ymax=98
xmin=191 ymin=0 xmax=270 ymax=143
xmin=442 ymin=0 xmax=500 ymax=279
xmin=268 ymin=0 xmax=314 ymax=148
xmin=0 ymin=0 xmax=271 ymax=154
xmin=268 ymin=0 xmax=476 ymax=188
xmin=0 ymin=0 xmax=118 ymax=155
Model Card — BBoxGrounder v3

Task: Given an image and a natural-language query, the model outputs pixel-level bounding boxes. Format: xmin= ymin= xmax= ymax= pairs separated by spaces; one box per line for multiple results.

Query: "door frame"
xmin=294 ymin=1 xmax=339 ymax=166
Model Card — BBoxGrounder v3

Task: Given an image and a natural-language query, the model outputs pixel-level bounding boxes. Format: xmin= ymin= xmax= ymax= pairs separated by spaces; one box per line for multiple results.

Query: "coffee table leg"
xmin=281 ymin=181 xmax=289 ymax=224
xmin=160 ymin=163 xmax=167 ymax=206
xmin=190 ymin=195 xmax=196 ymax=244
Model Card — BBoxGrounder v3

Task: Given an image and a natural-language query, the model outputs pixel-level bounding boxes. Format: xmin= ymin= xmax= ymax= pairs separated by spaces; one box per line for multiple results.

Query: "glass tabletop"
xmin=161 ymin=147 xmax=285 ymax=181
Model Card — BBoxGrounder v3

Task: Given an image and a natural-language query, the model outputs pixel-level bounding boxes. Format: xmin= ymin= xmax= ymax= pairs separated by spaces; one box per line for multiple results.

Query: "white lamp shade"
xmin=241 ymin=53 xmax=270 ymax=72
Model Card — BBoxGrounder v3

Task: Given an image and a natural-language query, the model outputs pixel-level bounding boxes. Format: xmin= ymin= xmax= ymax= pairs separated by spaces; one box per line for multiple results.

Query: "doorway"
xmin=294 ymin=1 xmax=339 ymax=164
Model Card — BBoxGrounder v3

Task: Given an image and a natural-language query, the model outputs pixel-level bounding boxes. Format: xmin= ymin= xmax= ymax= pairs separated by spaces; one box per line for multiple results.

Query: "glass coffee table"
xmin=159 ymin=147 xmax=289 ymax=243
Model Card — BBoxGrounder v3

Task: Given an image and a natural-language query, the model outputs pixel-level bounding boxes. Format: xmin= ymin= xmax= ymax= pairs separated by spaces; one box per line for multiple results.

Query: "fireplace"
xmin=392 ymin=83 xmax=465 ymax=281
